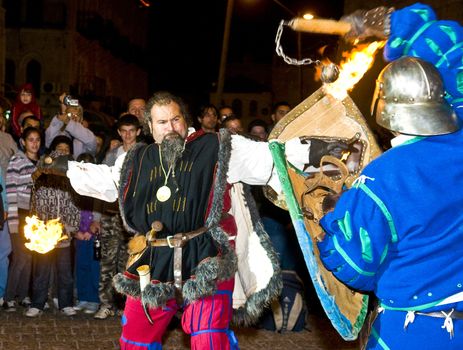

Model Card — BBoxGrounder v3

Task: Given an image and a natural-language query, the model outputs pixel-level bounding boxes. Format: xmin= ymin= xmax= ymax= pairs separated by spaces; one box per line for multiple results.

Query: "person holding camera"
xmin=45 ymin=93 xmax=97 ymax=159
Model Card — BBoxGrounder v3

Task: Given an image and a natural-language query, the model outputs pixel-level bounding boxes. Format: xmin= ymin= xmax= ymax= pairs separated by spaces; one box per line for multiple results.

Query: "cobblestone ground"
xmin=0 ymin=306 xmax=359 ymax=350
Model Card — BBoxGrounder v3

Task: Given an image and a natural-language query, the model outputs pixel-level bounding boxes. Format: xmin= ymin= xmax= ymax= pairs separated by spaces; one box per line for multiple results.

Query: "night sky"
xmin=147 ymin=0 xmax=344 ymax=102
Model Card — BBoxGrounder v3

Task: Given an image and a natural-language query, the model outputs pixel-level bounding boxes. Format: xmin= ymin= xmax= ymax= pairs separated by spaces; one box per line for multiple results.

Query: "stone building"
xmin=1 ymin=0 xmax=149 ymax=120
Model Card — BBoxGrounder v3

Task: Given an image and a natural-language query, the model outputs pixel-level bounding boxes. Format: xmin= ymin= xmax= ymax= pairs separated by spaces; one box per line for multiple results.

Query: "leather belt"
xmin=149 ymin=226 xmax=209 ymax=291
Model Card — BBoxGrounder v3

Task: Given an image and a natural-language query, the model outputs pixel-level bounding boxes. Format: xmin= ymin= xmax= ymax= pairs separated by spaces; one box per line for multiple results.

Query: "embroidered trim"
xmin=357 ymin=183 xmax=398 ymax=243
xmin=436 ymin=41 xmax=463 ymax=68
xmin=337 ymin=211 xmax=353 ymax=241
xmin=370 ymin=326 xmax=391 ymax=350
xmin=403 ymin=20 xmax=437 ymax=55
xmin=332 ymin=236 xmax=375 ymax=276
xmin=359 ymin=227 xmax=373 ymax=263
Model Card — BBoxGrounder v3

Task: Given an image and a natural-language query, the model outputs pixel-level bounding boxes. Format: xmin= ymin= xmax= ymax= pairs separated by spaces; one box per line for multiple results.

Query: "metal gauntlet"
xmin=32 ymin=154 xmax=71 ymax=181
xmin=342 ymin=6 xmax=394 ymax=42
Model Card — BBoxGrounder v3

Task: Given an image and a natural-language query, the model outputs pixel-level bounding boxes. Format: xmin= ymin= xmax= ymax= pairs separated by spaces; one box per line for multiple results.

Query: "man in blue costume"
xmin=318 ymin=3 xmax=463 ymax=349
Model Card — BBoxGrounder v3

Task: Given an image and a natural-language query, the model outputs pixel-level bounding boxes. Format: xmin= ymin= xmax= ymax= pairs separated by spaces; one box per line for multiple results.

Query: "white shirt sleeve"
xmin=66 ymin=151 xmax=127 ymax=202
xmin=227 ymin=135 xmax=310 ymax=193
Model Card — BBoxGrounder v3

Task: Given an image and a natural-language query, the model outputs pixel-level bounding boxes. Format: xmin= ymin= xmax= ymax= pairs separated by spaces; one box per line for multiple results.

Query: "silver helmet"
xmin=371 ymin=56 xmax=460 ymax=136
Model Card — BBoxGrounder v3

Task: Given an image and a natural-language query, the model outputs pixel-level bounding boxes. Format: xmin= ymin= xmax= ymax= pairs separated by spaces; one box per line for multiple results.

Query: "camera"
xmin=63 ymin=95 xmax=79 ymax=107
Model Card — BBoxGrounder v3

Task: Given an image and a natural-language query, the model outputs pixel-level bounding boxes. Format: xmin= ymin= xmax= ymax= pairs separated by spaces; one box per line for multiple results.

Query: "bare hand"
xmin=75 ymin=231 xmax=85 ymax=240
xmin=82 ymin=232 xmax=92 ymax=240
xmin=90 ymin=221 xmax=101 ymax=234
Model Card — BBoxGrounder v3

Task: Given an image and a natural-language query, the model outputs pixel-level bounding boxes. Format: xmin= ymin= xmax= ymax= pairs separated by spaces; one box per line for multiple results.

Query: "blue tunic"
xmin=319 ymin=3 xmax=463 ymax=347
xmin=319 ymin=130 xmax=463 ymax=310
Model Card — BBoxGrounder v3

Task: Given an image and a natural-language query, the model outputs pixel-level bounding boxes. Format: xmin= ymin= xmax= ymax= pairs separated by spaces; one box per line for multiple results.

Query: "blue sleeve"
xmin=318 ymin=184 xmax=396 ymax=292
xmin=386 ymin=2 xmax=463 ymax=118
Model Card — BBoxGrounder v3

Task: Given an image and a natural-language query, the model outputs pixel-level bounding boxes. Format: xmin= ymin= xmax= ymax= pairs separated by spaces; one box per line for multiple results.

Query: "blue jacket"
xmin=319 ymin=2 xmax=463 ymax=312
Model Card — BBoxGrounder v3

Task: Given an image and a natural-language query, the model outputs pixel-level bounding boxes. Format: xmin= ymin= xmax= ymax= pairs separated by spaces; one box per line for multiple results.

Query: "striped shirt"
xmin=6 ymin=150 xmax=36 ymax=234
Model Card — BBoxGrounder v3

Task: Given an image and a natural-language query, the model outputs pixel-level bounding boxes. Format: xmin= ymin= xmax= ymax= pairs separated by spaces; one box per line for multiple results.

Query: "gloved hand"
xmin=32 ymin=153 xmax=71 ymax=181
xmin=308 ymin=139 xmax=349 ymax=167
xmin=341 ymin=6 xmax=394 ymax=42
xmin=322 ymin=192 xmax=344 ymax=214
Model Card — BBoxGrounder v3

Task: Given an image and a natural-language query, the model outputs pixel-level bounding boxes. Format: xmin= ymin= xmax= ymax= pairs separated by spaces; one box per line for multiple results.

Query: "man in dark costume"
xmin=50 ymin=91 xmax=344 ymax=349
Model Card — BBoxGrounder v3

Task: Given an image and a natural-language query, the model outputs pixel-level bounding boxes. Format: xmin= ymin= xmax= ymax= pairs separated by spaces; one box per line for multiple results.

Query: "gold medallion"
xmin=156 ymin=185 xmax=171 ymax=202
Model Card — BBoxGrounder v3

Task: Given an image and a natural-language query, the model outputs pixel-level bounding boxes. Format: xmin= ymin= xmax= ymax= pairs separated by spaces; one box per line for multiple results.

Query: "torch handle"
xmin=288 ymin=18 xmax=351 ymax=36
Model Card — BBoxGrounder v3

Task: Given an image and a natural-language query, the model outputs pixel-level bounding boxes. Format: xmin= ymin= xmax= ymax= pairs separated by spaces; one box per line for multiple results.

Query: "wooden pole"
xmin=289 ymin=18 xmax=351 ymax=36
xmin=216 ymin=0 xmax=235 ymax=106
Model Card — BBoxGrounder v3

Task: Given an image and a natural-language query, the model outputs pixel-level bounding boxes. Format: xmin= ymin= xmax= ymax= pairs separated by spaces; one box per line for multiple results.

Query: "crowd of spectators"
xmin=0 ymin=86 xmax=306 ymax=324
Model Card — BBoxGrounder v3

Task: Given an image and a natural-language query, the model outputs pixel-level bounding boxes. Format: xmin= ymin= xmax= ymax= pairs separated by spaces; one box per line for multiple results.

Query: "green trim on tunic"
xmin=371 ymin=327 xmax=391 ymax=350
xmin=357 ymin=183 xmax=398 ymax=243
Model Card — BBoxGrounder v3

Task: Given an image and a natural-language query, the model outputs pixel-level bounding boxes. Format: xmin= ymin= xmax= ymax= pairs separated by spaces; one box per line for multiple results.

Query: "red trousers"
xmin=120 ymin=279 xmax=238 ymax=350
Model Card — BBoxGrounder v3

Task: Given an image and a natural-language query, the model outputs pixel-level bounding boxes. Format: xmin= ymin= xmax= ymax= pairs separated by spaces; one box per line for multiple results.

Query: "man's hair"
xmin=247 ymin=118 xmax=268 ymax=133
xmin=127 ymin=96 xmax=146 ymax=106
xmin=144 ymin=91 xmax=191 ymax=126
xmin=21 ymin=115 xmax=40 ymax=128
xmin=117 ymin=114 xmax=140 ymax=130
xmin=219 ymin=105 xmax=233 ymax=112
xmin=272 ymin=101 xmax=290 ymax=113
xmin=21 ymin=126 xmax=41 ymax=140
xmin=76 ymin=152 xmax=96 ymax=164
xmin=222 ymin=115 xmax=240 ymax=125
xmin=198 ymin=104 xmax=218 ymax=119
xmin=49 ymin=135 xmax=73 ymax=155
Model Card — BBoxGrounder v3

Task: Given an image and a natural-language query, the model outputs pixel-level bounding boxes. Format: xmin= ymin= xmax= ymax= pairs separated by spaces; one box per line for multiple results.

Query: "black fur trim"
xmin=206 ymin=129 xmax=232 ymax=227
xmin=232 ymin=184 xmax=283 ymax=327
xmin=142 ymin=282 xmax=176 ymax=308
xmin=182 ymin=130 xmax=238 ymax=301
xmin=113 ymin=273 xmax=140 ymax=298
xmin=183 ymin=257 xmax=219 ymax=301
xmin=118 ymin=143 xmax=146 ymax=235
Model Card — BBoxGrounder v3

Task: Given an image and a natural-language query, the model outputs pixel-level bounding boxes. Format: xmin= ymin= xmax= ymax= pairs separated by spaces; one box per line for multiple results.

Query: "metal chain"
xmin=275 ymin=20 xmax=321 ymax=66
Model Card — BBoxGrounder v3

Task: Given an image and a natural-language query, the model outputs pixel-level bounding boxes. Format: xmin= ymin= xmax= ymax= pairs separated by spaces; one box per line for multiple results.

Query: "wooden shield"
xmin=268 ymin=87 xmax=382 ymax=340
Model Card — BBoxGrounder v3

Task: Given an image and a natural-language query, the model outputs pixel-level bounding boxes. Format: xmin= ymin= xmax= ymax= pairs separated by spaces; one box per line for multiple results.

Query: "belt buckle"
xmin=166 ymin=235 xmax=174 ymax=248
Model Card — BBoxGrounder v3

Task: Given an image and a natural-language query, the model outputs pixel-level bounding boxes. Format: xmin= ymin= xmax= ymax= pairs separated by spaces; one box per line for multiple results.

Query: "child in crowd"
xmin=73 ymin=153 xmax=101 ymax=314
xmin=11 ymin=83 xmax=42 ymax=139
xmin=26 ymin=135 xmax=80 ymax=317
xmin=4 ymin=127 xmax=41 ymax=311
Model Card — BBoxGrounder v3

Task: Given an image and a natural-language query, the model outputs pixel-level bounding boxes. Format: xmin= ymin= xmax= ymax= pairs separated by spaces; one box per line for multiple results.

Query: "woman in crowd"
xmin=4 ymin=127 xmax=41 ymax=311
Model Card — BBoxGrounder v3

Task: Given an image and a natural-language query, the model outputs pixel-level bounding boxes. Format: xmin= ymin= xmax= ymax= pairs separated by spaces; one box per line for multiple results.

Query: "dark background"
xmin=147 ymin=0 xmax=345 ymax=98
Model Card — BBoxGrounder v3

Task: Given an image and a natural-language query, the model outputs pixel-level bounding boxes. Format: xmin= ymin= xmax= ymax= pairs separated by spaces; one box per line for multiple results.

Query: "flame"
xmin=24 ymin=215 xmax=68 ymax=254
xmin=139 ymin=0 xmax=151 ymax=7
xmin=325 ymin=41 xmax=385 ymax=100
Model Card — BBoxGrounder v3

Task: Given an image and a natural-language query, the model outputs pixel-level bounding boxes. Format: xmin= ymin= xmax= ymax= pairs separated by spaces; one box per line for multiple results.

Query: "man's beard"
xmin=160 ymin=132 xmax=185 ymax=167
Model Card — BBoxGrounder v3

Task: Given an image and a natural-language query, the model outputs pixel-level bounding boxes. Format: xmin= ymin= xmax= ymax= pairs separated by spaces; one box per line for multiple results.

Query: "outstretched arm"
xmin=66 ymin=152 xmax=126 ymax=202
xmin=35 ymin=151 xmax=126 ymax=203
xmin=227 ymin=135 xmax=346 ymax=192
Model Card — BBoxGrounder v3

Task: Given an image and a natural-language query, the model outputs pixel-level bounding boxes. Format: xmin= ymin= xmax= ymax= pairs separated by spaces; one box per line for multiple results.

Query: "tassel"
xmin=441 ymin=309 xmax=454 ymax=339
xmin=403 ymin=311 xmax=415 ymax=330
xmin=352 ymin=175 xmax=375 ymax=188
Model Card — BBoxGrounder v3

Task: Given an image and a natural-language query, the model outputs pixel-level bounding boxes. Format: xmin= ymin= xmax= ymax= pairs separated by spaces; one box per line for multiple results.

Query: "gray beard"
xmin=160 ymin=132 xmax=185 ymax=167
